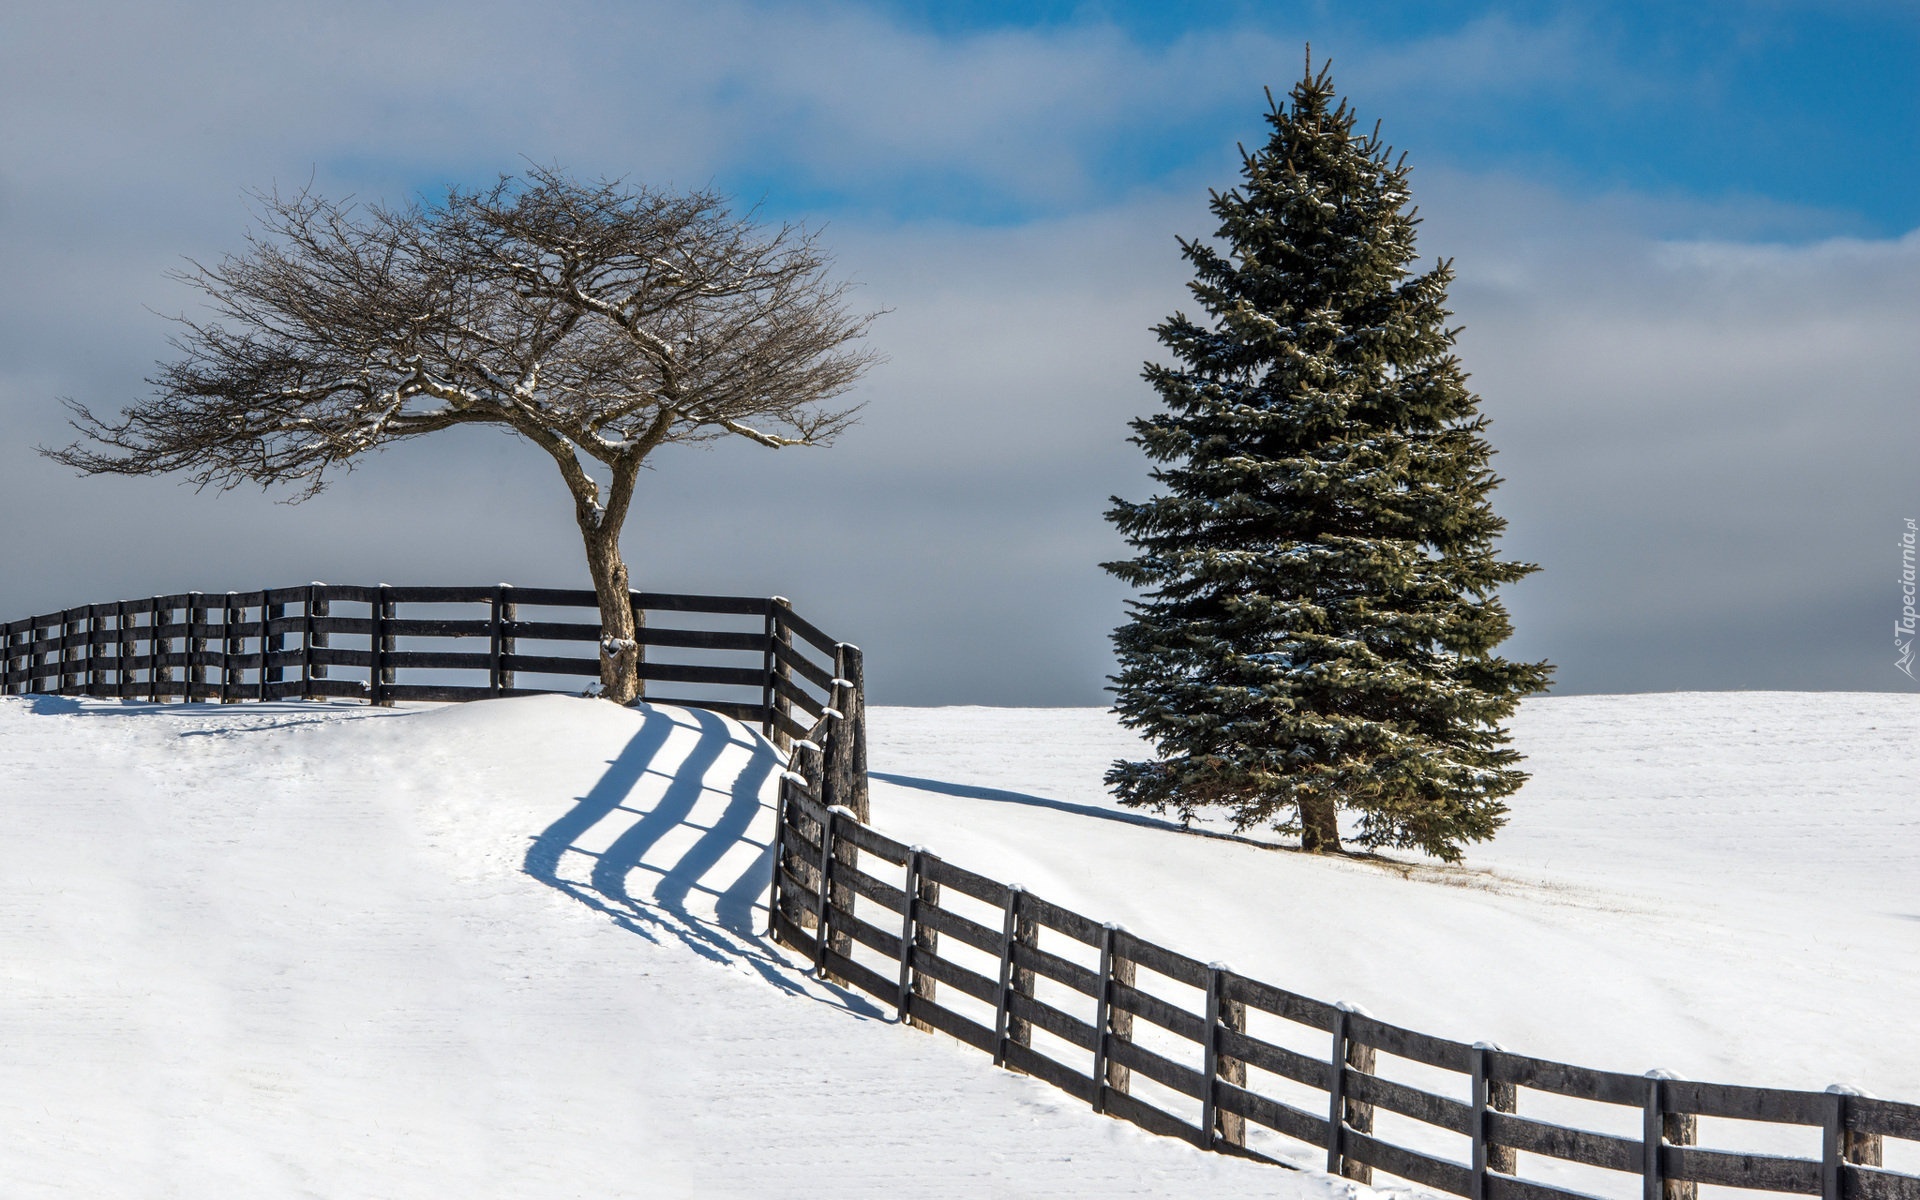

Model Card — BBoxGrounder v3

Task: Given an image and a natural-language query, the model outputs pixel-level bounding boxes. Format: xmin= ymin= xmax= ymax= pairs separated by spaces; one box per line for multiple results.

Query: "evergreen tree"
xmin=1104 ymin=63 xmax=1552 ymax=862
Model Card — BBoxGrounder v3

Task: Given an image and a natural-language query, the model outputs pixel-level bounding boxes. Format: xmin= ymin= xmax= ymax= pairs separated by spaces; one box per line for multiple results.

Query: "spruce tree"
xmin=1104 ymin=63 xmax=1552 ymax=862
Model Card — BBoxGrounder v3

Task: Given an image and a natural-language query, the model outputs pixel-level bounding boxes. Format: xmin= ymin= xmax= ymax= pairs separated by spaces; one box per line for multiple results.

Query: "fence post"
xmin=992 ymin=885 xmax=1025 ymax=1068
xmin=371 ymin=585 xmax=394 ymax=706
xmin=1202 ymin=964 xmax=1224 ymax=1147
xmin=629 ymin=589 xmax=646 ymax=702
xmin=767 ymin=598 xmax=793 ymax=752
xmin=32 ymin=615 xmax=51 ymax=693
xmin=1644 ymin=1071 xmax=1696 ymax=1200
xmin=305 ymin=585 xmax=329 ymax=699
xmin=1010 ymin=889 xmax=1036 ymax=1055
xmin=895 ymin=847 xmax=923 ymax=1023
xmin=820 ymin=696 xmax=859 ymax=972
xmin=766 ymin=775 xmax=790 ymax=940
xmin=909 ymin=853 xmax=940 ymax=1032
xmin=1208 ymin=964 xmax=1247 ymax=1148
xmin=84 ymin=605 xmax=101 ymax=695
xmin=1473 ymin=1043 xmax=1519 ymax=1196
xmin=262 ymin=595 xmax=284 ymax=700
xmin=94 ymin=602 xmax=110 ymax=698
xmin=839 ymin=643 xmax=869 ymax=819
xmin=1825 ymin=1085 xmax=1881 ymax=1200
xmin=186 ymin=595 xmax=207 ymax=700
xmin=60 ymin=607 xmax=81 ymax=693
xmin=1092 ymin=924 xmax=1117 ymax=1112
xmin=823 ymin=680 xmax=849 ymax=812
xmin=221 ymin=593 xmax=239 ymax=703
xmin=1107 ymin=929 xmax=1136 ymax=1102
xmin=495 ymin=584 xmax=515 ymax=694
xmin=812 ymin=805 xmax=837 ymax=976
xmin=148 ymin=598 xmax=167 ymax=701
xmin=1328 ymin=1003 xmax=1376 ymax=1182
xmin=111 ymin=601 xmax=127 ymax=696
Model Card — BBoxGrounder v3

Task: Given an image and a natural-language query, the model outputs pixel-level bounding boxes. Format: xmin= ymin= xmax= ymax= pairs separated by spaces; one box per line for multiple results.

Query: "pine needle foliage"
xmin=1103 ymin=64 xmax=1552 ymax=862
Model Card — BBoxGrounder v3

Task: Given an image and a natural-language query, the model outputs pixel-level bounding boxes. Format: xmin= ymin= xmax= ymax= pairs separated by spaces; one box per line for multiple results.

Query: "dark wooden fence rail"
xmin=11 ymin=584 xmax=1917 ymax=1198
xmin=768 ymin=752 xmax=1920 ymax=1200
xmin=0 ymin=584 xmax=854 ymax=749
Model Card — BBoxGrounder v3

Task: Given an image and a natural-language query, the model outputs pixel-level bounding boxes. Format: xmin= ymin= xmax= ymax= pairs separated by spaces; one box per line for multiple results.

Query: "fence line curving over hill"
xmin=7 ymin=584 xmax=1917 ymax=1198
xmin=0 ymin=584 xmax=858 ymax=751
xmin=771 ymin=725 xmax=1920 ymax=1200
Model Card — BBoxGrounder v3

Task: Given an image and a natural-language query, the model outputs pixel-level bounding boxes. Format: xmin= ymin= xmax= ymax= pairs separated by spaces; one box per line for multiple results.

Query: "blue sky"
xmin=731 ymin=1 xmax=1919 ymax=236
xmin=2 ymin=1 xmax=1916 ymax=702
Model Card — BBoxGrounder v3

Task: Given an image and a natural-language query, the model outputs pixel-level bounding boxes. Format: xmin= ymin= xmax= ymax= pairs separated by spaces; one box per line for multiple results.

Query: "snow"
xmin=863 ymin=694 xmax=1920 ymax=1096
xmin=0 ymin=695 xmax=1315 ymax=1199
xmin=2 ymin=690 xmax=1916 ymax=1195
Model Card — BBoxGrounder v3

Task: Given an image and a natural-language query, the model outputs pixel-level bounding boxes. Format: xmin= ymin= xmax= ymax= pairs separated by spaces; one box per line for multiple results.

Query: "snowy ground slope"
xmin=0 ymin=695 xmax=1314 ymax=1199
xmin=4 ymin=692 xmax=1916 ymax=1197
xmin=866 ymin=693 xmax=1920 ymax=1113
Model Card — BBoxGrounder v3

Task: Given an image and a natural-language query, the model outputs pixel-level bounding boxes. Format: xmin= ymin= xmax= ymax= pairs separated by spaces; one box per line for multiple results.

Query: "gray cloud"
xmin=2 ymin=2 xmax=1913 ymax=705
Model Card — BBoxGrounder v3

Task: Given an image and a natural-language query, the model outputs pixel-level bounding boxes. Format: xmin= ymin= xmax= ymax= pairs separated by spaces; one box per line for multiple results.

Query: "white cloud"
xmin=1 ymin=1 xmax=1912 ymax=701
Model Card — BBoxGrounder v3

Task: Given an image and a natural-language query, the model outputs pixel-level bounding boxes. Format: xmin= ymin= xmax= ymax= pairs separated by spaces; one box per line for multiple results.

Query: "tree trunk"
xmin=580 ymin=521 xmax=640 ymax=705
xmin=1299 ymin=792 xmax=1341 ymax=854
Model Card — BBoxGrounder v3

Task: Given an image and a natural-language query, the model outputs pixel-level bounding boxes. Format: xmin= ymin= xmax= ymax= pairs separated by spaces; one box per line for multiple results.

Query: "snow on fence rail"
xmin=770 ymin=733 xmax=1920 ymax=1200
xmin=0 ymin=584 xmax=856 ymax=750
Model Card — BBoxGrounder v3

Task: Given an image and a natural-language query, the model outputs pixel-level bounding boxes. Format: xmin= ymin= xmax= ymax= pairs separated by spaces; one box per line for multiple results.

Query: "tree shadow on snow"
xmin=523 ymin=703 xmax=885 ymax=1019
xmin=870 ymin=770 xmax=1282 ymax=851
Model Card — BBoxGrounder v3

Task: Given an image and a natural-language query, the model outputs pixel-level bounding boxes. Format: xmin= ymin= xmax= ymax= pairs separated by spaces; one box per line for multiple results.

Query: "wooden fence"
xmin=769 ymin=730 xmax=1920 ymax=1200
xmin=0 ymin=584 xmax=857 ymax=750
xmin=10 ymin=583 xmax=1917 ymax=1199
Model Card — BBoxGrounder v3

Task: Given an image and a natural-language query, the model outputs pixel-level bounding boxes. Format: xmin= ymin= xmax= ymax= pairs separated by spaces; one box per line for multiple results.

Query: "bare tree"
xmin=44 ymin=168 xmax=882 ymax=703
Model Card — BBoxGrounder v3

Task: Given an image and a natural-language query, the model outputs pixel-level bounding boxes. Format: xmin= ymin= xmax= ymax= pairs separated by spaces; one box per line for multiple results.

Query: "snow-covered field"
xmin=2 ymin=691 xmax=1915 ymax=1196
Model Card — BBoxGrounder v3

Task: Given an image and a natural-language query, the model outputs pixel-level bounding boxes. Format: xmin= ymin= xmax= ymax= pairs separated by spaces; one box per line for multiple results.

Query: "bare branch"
xmin=41 ymin=168 xmax=884 ymax=703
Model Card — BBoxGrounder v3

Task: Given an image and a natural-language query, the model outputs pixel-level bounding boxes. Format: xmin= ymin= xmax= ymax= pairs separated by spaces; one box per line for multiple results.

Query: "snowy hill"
xmin=2 ymin=691 xmax=1916 ymax=1195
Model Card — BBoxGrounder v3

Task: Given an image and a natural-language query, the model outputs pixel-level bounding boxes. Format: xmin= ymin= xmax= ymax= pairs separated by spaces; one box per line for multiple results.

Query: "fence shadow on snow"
xmin=521 ymin=700 xmax=883 ymax=1018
